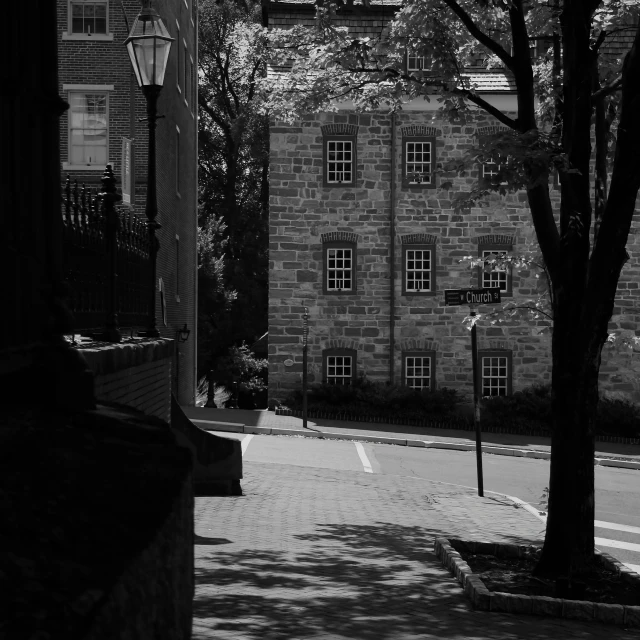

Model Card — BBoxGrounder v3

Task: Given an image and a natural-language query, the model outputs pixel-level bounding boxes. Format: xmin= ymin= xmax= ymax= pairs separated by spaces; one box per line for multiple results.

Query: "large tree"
xmin=197 ymin=0 xmax=269 ymax=378
xmin=266 ymin=1 xmax=640 ymax=577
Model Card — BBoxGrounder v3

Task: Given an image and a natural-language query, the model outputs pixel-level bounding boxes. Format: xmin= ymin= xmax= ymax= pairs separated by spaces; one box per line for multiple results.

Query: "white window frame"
xmin=407 ymin=54 xmax=426 ymax=72
xmin=176 ymin=21 xmax=182 ymax=94
xmin=184 ymin=39 xmax=189 ymax=107
xmin=481 ymin=249 xmax=509 ymax=292
xmin=176 ymin=125 xmax=181 ymax=197
xmin=63 ymin=85 xmax=113 ymax=171
xmin=190 ymin=55 xmax=196 ymax=116
xmin=175 ymin=234 xmax=181 ymax=303
xmin=480 ymin=354 xmax=511 ymax=397
xmin=63 ymin=0 xmax=113 ymax=41
xmin=405 ymin=248 xmax=432 ymax=293
xmin=326 ymin=247 xmax=353 ymax=292
xmin=403 ymin=353 xmax=434 ymax=391
xmin=482 ymin=157 xmax=508 ymax=180
xmin=326 ymin=139 xmax=354 ymax=184
xmin=326 ymin=355 xmax=353 ymax=386
xmin=405 ymin=140 xmax=433 ymax=185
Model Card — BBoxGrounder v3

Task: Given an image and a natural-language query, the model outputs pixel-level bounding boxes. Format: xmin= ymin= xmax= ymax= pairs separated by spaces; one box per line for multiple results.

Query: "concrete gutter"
xmin=190 ymin=419 xmax=640 ymax=471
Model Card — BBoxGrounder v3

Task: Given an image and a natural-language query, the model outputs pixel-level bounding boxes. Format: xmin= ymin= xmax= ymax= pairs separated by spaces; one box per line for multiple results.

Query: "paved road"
xmin=212 ymin=431 xmax=640 ymax=575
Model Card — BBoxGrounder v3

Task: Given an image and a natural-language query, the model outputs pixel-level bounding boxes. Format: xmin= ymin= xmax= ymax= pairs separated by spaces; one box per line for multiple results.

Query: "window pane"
xmin=405 ymin=249 xmax=431 ymax=292
xmin=481 ymin=356 xmax=508 ymax=396
xmin=405 ymin=356 xmax=431 ymax=389
xmin=406 ymin=141 xmax=431 ymax=184
xmin=326 ymin=247 xmax=353 ymax=291
xmin=68 ymin=91 xmax=108 ymax=165
xmin=482 ymin=250 xmax=508 ymax=291
xmin=327 ymin=355 xmax=352 ymax=385
xmin=327 ymin=140 xmax=353 ymax=183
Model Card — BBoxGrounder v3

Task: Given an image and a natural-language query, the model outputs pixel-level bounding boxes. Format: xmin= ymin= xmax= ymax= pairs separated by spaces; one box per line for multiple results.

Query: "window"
xmin=323 ymin=241 xmax=356 ymax=293
xmin=402 ymin=244 xmax=436 ymax=295
xmin=478 ymin=350 xmax=512 ymax=396
xmin=478 ymin=243 xmax=512 ymax=295
xmin=324 ymin=136 xmax=356 ymax=186
xmin=482 ymin=157 xmax=508 ymax=180
xmin=176 ymin=22 xmax=181 ymax=93
xmin=402 ymin=137 xmax=435 ymax=188
xmin=66 ymin=1 xmax=110 ymax=38
xmin=407 ymin=54 xmax=426 ymax=72
xmin=323 ymin=349 xmax=356 ymax=385
xmin=67 ymin=90 xmax=108 ymax=167
xmin=176 ymin=126 xmax=181 ymax=196
xmin=402 ymin=352 xmax=435 ymax=391
xmin=176 ymin=235 xmax=180 ymax=302
xmin=184 ymin=40 xmax=189 ymax=105
xmin=190 ymin=56 xmax=196 ymax=114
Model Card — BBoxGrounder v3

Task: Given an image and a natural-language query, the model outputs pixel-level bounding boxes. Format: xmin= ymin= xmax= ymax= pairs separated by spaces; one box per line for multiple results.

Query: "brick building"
xmin=57 ymin=0 xmax=198 ymax=405
xmin=264 ymin=1 xmax=640 ymax=404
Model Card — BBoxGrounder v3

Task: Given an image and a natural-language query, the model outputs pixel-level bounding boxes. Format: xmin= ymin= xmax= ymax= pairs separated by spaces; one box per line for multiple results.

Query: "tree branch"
xmin=441 ymin=0 xmax=513 ymax=70
xmin=592 ymin=75 xmax=622 ymax=101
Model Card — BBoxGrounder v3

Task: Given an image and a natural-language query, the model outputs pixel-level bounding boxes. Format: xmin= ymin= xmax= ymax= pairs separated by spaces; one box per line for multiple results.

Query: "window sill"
xmin=62 ymin=163 xmax=111 ymax=171
xmin=61 ymin=32 xmax=114 ymax=41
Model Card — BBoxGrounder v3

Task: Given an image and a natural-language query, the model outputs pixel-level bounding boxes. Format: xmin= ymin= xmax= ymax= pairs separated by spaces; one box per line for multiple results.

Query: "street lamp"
xmin=125 ymin=0 xmax=173 ymax=338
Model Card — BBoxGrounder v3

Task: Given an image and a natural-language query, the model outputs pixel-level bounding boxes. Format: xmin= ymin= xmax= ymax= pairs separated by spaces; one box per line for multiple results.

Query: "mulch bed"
xmin=458 ymin=550 xmax=640 ymax=606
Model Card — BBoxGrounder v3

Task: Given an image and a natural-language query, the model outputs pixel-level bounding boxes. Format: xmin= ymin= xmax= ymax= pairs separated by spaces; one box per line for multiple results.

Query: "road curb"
xmin=189 ymin=419 xmax=640 ymax=470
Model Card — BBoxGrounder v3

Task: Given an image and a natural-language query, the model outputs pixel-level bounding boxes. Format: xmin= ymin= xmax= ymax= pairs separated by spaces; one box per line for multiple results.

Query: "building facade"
xmin=264 ymin=1 xmax=640 ymax=404
xmin=57 ymin=0 xmax=198 ymax=405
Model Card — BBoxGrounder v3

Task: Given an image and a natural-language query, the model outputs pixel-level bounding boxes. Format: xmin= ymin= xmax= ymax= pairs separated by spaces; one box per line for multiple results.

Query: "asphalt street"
xmin=212 ymin=431 xmax=640 ymax=575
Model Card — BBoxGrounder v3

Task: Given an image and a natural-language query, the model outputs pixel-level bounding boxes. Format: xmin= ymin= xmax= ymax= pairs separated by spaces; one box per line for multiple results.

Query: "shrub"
xmin=283 ymin=379 xmax=463 ymax=420
xmin=597 ymin=397 xmax=640 ymax=438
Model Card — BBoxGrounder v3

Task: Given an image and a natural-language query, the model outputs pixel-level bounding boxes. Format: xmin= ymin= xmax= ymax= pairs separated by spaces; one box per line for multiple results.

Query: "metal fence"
xmin=62 ymin=166 xmax=151 ymax=340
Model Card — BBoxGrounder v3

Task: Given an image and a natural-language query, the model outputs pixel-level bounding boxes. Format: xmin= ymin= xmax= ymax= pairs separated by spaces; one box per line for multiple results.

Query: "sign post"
xmin=444 ymin=288 xmax=501 ymax=497
xmin=302 ymin=307 xmax=309 ymax=430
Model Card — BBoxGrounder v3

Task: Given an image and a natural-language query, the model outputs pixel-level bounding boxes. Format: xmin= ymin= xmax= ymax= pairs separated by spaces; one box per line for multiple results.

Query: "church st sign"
xmin=444 ymin=288 xmax=501 ymax=306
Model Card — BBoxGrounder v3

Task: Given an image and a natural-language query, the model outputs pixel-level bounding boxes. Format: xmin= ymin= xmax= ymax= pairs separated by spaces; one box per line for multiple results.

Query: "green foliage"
xmin=284 ymin=379 xmax=463 ymax=421
xmin=481 ymin=384 xmax=640 ymax=438
xmin=211 ymin=343 xmax=268 ymax=392
xmin=197 ymin=0 xmax=269 ymax=376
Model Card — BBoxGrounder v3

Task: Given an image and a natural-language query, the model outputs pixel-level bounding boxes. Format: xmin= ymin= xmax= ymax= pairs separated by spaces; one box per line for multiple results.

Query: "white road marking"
xmin=624 ymin=563 xmax=640 ymax=574
xmin=595 ymin=537 xmax=640 ymax=553
xmin=595 ymin=520 xmax=640 ymax=535
xmin=241 ymin=434 xmax=254 ymax=456
xmin=354 ymin=442 xmax=373 ymax=473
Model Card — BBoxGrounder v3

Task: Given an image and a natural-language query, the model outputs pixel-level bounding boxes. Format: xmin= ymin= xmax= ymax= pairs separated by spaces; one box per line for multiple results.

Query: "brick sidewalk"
xmin=193 ymin=461 xmax=639 ymax=639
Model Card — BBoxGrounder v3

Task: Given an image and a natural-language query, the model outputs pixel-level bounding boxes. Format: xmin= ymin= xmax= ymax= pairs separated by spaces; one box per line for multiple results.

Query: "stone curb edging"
xmin=189 ymin=419 xmax=640 ymax=470
xmin=433 ymin=537 xmax=640 ymax=627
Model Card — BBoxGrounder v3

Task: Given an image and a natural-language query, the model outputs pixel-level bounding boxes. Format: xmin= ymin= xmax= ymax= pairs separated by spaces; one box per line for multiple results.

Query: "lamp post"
xmin=125 ymin=0 xmax=173 ymax=338
xmin=302 ymin=307 xmax=309 ymax=430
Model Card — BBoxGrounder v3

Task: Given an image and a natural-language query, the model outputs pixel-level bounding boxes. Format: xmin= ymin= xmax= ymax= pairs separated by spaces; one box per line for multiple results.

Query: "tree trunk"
xmin=534 ymin=323 xmax=599 ymax=577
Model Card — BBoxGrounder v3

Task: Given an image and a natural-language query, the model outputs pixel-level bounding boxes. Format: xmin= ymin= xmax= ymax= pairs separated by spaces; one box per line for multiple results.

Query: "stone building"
xmin=57 ymin=0 xmax=198 ymax=405
xmin=264 ymin=0 xmax=640 ymax=404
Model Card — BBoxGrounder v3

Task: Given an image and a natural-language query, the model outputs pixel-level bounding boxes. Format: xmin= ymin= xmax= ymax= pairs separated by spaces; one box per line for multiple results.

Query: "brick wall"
xmin=268 ymin=109 xmax=640 ymax=403
xmin=57 ymin=0 xmax=198 ymax=406
xmin=80 ymin=339 xmax=174 ymax=423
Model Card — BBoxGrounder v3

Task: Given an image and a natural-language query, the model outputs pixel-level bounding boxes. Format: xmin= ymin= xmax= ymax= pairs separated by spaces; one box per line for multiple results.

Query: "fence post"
xmin=99 ymin=164 xmax=123 ymax=342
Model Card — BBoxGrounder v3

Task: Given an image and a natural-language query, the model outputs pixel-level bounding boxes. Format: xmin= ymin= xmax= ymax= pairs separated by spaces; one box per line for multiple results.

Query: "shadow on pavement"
xmin=193 ymin=522 xmax=627 ymax=640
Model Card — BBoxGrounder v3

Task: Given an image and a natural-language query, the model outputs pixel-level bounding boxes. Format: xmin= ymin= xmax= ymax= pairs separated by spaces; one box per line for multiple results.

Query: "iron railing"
xmin=62 ymin=165 xmax=151 ymax=340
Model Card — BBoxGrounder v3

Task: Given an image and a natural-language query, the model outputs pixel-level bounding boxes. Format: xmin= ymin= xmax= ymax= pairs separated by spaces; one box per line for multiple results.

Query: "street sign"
xmin=444 ymin=288 xmax=501 ymax=306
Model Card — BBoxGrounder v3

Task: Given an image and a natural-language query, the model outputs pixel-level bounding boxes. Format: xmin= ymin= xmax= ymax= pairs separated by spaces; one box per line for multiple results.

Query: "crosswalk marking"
xmin=595 ymin=537 xmax=640 ymax=553
xmin=354 ymin=442 xmax=373 ymax=473
xmin=595 ymin=520 xmax=640 ymax=535
xmin=241 ymin=434 xmax=254 ymax=456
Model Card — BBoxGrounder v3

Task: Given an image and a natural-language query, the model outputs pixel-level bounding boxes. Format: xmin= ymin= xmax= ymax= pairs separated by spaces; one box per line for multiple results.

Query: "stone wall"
xmin=79 ymin=338 xmax=174 ymax=422
xmin=268 ymin=110 xmax=640 ymax=403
